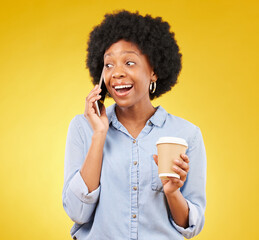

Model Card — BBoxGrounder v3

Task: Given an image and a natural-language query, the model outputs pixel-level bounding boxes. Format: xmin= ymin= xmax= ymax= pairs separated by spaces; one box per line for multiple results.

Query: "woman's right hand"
xmin=84 ymin=85 xmax=109 ymax=134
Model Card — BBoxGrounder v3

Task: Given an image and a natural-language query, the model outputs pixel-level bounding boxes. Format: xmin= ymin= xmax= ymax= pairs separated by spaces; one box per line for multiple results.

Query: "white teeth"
xmin=114 ymin=85 xmax=132 ymax=90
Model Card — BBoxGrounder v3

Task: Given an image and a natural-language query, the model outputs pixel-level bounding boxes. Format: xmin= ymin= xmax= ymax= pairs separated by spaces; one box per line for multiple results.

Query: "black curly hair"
xmin=86 ymin=10 xmax=182 ymax=100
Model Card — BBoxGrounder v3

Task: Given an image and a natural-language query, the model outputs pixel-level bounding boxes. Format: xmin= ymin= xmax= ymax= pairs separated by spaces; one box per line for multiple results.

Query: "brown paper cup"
xmin=156 ymin=137 xmax=188 ymax=179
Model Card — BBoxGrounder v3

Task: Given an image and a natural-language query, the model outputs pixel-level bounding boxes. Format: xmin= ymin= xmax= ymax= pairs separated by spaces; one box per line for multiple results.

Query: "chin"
xmin=114 ymin=99 xmax=134 ymax=109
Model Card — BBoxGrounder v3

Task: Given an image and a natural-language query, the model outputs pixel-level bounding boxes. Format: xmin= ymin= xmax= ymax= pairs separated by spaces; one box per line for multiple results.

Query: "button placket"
xmin=130 ymin=139 xmax=139 ymax=239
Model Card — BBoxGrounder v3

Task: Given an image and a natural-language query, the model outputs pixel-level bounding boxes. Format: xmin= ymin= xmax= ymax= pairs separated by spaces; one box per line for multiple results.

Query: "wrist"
xmin=92 ymin=131 xmax=107 ymax=139
xmin=165 ymin=188 xmax=181 ymax=199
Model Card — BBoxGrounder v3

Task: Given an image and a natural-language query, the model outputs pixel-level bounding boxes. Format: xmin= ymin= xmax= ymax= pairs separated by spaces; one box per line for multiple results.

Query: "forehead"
xmin=104 ymin=40 xmax=143 ymax=57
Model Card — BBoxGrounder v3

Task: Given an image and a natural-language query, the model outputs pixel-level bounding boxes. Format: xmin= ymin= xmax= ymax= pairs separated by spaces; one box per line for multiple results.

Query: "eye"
xmin=105 ymin=63 xmax=113 ymax=68
xmin=126 ymin=61 xmax=135 ymax=66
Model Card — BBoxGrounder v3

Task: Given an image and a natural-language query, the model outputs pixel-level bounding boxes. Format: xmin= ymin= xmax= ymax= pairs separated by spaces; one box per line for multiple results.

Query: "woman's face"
xmin=103 ymin=40 xmax=157 ymax=109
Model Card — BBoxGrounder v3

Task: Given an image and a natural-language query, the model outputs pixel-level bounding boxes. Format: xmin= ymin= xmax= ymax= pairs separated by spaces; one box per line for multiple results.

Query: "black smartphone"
xmin=95 ymin=76 xmax=107 ymax=116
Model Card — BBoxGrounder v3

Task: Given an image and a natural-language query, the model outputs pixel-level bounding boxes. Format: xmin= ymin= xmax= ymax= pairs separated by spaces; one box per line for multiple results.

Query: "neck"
xmin=115 ymin=101 xmax=156 ymax=127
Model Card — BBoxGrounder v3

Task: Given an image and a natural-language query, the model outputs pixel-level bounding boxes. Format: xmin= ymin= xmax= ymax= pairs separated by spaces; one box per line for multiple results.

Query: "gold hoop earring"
xmin=149 ymin=81 xmax=156 ymax=94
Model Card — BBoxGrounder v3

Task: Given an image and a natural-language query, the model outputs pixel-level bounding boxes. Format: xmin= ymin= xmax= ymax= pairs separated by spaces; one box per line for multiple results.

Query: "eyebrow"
xmin=104 ymin=51 xmax=140 ymax=58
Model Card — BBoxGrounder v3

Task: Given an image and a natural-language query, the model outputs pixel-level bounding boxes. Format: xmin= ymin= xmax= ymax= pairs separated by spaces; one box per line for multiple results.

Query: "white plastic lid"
xmin=156 ymin=137 xmax=188 ymax=148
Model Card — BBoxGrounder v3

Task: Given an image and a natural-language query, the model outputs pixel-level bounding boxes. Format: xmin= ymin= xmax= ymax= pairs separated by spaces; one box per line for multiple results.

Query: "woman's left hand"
xmin=153 ymin=154 xmax=190 ymax=196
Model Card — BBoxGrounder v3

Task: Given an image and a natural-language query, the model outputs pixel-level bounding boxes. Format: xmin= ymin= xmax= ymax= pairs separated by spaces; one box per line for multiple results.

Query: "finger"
xmin=85 ymin=95 xmax=102 ymax=117
xmin=86 ymin=94 xmax=101 ymax=112
xmin=153 ymin=154 xmax=158 ymax=165
xmin=85 ymin=101 xmax=95 ymax=116
xmin=174 ymin=159 xmax=189 ymax=172
xmin=88 ymin=94 xmax=101 ymax=104
xmin=86 ymin=85 xmax=101 ymax=101
xmin=92 ymin=84 xmax=99 ymax=91
xmin=167 ymin=177 xmax=184 ymax=186
xmin=86 ymin=87 xmax=101 ymax=102
xmin=161 ymin=179 xmax=169 ymax=185
xmin=172 ymin=165 xmax=188 ymax=181
xmin=87 ymin=85 xmax=99 ymax=98
xmin=180 ymin=154 xmax=189 ymax=163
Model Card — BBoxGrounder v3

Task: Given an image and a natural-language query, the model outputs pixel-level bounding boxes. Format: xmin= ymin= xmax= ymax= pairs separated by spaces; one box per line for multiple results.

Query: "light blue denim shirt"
xmin=62 ymin=104 xmax=206 ymax=240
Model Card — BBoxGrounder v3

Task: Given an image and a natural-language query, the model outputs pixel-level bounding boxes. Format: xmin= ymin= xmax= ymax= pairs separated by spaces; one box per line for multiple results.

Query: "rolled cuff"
xmin=69 ymin=171 xmax=100 ymax=204
xmin=170 ymin=199 xmax=203 ymax=239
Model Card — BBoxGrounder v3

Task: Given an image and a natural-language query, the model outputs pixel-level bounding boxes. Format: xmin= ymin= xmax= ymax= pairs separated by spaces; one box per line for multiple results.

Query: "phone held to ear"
xmin=94 ymin=76 xmax=107 ymax=116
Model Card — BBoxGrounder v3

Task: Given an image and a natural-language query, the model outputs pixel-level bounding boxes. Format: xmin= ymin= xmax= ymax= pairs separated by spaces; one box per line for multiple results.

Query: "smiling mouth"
xmin=114 ymin=84 xmax=133 ymax=93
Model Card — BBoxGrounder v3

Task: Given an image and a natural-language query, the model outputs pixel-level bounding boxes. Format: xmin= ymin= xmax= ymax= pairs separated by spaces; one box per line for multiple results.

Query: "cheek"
xmin=135 ymin=71 xmax=151 ymax=89
xmin=104 ymin=71 xmax=112 ymax=85
xmin=130 ymin=67 xmax=149 ymax=80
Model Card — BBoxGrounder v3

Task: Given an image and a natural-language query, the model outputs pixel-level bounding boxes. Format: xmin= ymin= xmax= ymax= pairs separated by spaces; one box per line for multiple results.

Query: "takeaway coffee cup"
xmin=156 ymin=137 xmax=188 ymax=179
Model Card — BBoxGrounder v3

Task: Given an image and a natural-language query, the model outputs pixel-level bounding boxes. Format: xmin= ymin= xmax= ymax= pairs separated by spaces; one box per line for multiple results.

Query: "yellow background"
xmin=0 ymin=0 xmax=258 ymax=239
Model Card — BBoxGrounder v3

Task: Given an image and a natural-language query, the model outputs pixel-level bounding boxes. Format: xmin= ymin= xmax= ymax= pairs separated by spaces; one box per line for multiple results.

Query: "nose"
xmin=112 ymin=66 xmax=126 ymax=79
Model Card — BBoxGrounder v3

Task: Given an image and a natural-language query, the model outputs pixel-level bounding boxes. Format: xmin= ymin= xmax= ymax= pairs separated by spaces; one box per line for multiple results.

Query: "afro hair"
xmin=86 ymin=10 xmax=182 ymax=100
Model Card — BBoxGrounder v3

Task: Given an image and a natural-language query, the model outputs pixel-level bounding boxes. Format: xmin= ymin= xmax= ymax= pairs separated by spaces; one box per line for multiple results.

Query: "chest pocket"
xmin=151 ymin=160 xmax=164 ymax=193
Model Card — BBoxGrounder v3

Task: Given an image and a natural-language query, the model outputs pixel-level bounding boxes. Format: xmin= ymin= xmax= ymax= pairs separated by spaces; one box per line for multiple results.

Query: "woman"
xmin=63 ymin=10 xmax=206 ymax=240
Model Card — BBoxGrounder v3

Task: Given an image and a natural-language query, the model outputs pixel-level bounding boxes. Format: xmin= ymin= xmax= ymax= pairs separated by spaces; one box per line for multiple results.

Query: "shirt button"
xmin=133 ymin=186 xmax=137 ymax=191
xmin=133 ymin=140 xmax=136 ymax=143
xmin=132 ymin=214 xmax=137 ymax=218
xmin=133 ymin=161 xmax=138 ymax=165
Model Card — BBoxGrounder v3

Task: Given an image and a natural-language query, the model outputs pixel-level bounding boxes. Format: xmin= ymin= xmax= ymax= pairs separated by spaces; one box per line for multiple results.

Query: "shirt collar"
xmin=149 ymin=105 xmax=167 ymax=127
xmin=106 ymin=104 xmax=167 ymax=128
xmin=107 ymin=104 xmax=120 ymax=129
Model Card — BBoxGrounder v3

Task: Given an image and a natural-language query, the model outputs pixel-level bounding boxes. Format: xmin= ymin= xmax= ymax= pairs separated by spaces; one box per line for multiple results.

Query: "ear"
xmin=151 ymin=71 xmax=158 ymax=82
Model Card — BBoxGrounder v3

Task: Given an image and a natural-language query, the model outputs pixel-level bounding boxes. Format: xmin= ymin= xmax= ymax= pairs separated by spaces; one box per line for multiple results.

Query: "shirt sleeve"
xmin=169 ymin=126 xmax=207 ymax=239
xmin=62 ymin=116 xmax=100 ymax=225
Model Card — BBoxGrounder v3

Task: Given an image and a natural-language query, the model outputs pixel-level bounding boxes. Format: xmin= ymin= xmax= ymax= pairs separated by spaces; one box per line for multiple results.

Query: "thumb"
xmin=153 ymin=154 xmax=158 ymax=165
xmin=100 ymin=104 xmax=107 ymax=117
